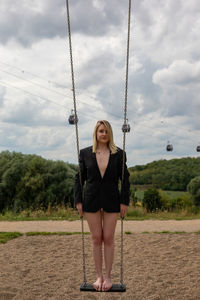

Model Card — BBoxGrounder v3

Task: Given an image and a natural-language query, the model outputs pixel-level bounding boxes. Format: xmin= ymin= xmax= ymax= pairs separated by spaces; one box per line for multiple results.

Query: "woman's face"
xmin=96 ymin=124 xmax=109 ymax=144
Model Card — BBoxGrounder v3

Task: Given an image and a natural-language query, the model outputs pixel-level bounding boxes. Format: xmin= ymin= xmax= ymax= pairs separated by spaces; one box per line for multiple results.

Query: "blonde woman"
xmin=74 ymin=120 xmax=130 ymax=292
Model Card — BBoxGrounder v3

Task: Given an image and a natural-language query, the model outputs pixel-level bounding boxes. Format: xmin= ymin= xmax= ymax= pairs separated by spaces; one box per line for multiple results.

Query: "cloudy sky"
xmin=0 ymin=0 xmax=200 ymax=167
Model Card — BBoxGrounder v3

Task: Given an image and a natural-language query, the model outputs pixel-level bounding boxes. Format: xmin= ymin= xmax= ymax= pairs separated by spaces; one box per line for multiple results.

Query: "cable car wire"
xmin=0 ymin=80 xmax=66 ymax=109
xmin=0 ymin=69 xmax=125 ymax=120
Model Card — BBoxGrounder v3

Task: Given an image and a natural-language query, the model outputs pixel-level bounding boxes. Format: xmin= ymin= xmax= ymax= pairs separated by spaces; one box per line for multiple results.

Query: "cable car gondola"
xmin=166 ymin=141 xmax=173 ymax=152
xmin=196 ymin=145 xmax=200 ymax=152
xmin=122 ymin=119 xmax=131 ymax=133
xmin=68 ymin=109 xmax=78 ymax=125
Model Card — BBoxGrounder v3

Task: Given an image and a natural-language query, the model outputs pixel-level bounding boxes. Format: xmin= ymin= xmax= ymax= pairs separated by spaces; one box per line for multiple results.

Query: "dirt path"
xmin=1 ymin=219 xmax=200 ymax=233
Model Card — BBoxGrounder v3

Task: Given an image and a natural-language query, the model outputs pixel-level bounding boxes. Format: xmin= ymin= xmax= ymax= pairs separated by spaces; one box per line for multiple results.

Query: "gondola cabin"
xmin=122 ymin=120 xmax=130 ymax=133
xmin=166 ymin=143 xmax=173 ymax=152
xmin=68 ymin=110 xmax=78 ymax=125
xmin=196 ymin=145 xmax=200 ymax=152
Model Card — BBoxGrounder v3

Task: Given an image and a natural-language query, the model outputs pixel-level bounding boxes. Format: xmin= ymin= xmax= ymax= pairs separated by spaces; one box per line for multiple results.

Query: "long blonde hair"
xmin=92 ymin=120 xmax=118 ymax=154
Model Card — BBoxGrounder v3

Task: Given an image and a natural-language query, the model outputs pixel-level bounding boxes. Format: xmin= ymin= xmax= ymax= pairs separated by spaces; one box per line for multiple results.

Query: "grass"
xmin=135 ymin=189 xmax=145 ymax=201
xmin=0 ymin=206 xmax=79 ymax=221
xmin=126 ymin=206 xmax=200 ymax=220
xmin=154 ymin=230 xmax=187 ymax=234
xmin=0 ymin=231 xmax=90 ymax=244
xmin=160 ymin=190 xmax=190 ymax=199
xmin=1 ymin=230 xmax=200 ymax=244
xmin=134 ymin=187 xmax=189 ymax=202
xmin=1 ymin=207 xmax=200 ymax=221
xmin=0 ymin=232 xmax=23 ymax=244
xmin=26 ymin=231 xmax=90 ymax=236
xmin=0 ymin=203 xmax=200 ymax=221
xmin=125 ymin=231 xmax=200 ymax=235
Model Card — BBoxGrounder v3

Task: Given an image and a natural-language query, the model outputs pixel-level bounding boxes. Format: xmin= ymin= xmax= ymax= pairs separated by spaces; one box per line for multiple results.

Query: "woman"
xmin=74 ymin=120 xmax=130 ymax=292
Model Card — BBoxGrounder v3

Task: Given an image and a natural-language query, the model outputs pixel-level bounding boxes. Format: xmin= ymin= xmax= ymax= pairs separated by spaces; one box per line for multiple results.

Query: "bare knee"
xmin=103 ymin=234 xmax=114 ymax=247
xmin=92 ymin=233 xmax=103 ymax=246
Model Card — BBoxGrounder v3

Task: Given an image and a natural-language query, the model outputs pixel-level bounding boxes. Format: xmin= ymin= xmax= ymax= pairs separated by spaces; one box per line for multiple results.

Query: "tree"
xmin=0 ymin=151 xmax=77 ymax=213
xmin=1 ymin=161 xmax=26 ymax=210
xmin=142 ymin=188 xmax=162 ymax=212
xmin=187 ymin=176 xmax=200 ymax=206
xmin=129 ymin=157 xmax=200 ymax=191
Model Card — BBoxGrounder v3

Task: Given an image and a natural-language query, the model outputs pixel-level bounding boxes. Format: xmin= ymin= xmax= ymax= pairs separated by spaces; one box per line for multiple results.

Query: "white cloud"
xmin=152 ymin=60 xmax=200 ymax=120
xmin=0 ymin=0 xmax=200 ymax=166
xmin=153 ymin=60 xmax=200 ymax=86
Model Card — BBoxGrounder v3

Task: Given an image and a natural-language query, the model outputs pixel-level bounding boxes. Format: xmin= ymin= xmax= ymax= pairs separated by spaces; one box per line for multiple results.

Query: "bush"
xmin=127 ymin=207 xmax=145 ymax=218
xmin=169 ymin=197 xmax=187 ymax=210
xmin=130 ymin=186 xmax=138 ymax=206
xmin=142 ymin=188 xmax=162 ymax=212
xmin=188 ymin=206 xmax=200 ymax=214
xmin=159 ymin=190 xmax=192 ymax=211
xmin=187 ymin=176 xmax=200 ymax=206
xmin=159 ymin=190 xmax=171 ymax=210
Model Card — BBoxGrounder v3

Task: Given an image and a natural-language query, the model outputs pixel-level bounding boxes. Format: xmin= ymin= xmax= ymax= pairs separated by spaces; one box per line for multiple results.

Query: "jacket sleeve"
xmin=74 ymin=149 xmax=87 ymax=205
xmin=118 ymin=150 xmax=130 ymax=206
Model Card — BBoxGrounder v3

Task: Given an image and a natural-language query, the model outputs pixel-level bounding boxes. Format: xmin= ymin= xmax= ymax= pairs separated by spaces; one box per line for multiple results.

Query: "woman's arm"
xmin=118 ymin=149 xmax=130 ymax=206
xmin=76 ymin=202 xmax=83 ymax=217
xmin=120 ymin=203 xmax=129 ymax=218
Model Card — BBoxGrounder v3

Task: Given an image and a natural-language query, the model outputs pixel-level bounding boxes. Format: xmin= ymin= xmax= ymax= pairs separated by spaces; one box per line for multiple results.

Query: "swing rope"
xmin=65 ymin=0 xmax=87 ymax=284
xmin=65 ymin=0 xmax=132 ymax=289
xmin=121 ymin=0 xmax=132 ymax=286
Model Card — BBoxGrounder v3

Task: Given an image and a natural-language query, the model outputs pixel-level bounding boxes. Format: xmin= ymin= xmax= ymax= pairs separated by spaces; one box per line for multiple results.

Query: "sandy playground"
xmin=0 ymin=220 xmax=200 ymax=300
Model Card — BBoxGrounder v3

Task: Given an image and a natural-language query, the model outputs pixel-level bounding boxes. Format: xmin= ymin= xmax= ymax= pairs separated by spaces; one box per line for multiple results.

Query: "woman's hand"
xmin=120 ymin=204 xmax=128 ymax=218
xmin=76 ymin=202 xmax=83 ymax=217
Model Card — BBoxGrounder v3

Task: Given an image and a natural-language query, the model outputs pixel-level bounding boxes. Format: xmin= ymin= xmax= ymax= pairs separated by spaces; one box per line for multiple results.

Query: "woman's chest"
xmin=84 ymin=151 xmax=119 ymax=180
xmin=95 ymin=153 xmax=110 ymax=177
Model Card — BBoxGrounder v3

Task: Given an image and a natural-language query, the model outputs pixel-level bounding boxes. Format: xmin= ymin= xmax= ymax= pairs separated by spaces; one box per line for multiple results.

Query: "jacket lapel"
xmin=92 ymin=150 xmax=113 ymax=180
xmin=91 ymin=151 xmax=102 ymax=179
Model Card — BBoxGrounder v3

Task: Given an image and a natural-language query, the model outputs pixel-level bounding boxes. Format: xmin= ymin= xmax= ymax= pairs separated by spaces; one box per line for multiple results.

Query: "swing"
xmin=80 ymin=282 xmax=126 ymax=293
xmin=80 ymin=283 xmax=126 ymax=292
xmin=65 ymin=0 xmax=132 ymax=292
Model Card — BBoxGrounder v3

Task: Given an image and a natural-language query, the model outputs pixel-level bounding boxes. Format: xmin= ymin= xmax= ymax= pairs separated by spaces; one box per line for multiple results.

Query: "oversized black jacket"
xmin=74 ymin=146 xmax=130 ymax=212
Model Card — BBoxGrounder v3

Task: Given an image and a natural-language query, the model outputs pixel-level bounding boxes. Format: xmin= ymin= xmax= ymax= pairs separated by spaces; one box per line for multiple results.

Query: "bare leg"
xmin=102 ymin=212 xmax=118 ymax=291
xmin=84 ymin=210 xmax=103 ymax=291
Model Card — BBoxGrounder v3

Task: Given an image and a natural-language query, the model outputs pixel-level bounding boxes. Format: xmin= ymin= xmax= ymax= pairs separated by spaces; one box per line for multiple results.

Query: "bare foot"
xmin=102 ymin=278 xmax=112 ymax=292
xmin=93 ymin=277 xmax=103 ymax=291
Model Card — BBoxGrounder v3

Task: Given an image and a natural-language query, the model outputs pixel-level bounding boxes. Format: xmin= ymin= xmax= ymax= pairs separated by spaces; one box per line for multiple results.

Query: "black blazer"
xmin=74 ymin=146 xmax=130 ymax=212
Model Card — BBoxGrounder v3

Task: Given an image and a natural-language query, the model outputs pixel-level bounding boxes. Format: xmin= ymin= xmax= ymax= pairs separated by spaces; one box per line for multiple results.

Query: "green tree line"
xmin=1 ymin=151 xmax=200 ymax=213
xmin=129 ymin=157 xmax=200 ymax=191
xmin=0 ymin=151 xmax=77 ymax=213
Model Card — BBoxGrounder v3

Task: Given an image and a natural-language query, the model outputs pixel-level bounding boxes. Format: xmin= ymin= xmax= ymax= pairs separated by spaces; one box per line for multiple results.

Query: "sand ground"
xmin=0 ymin=220 xmax=200 ymax=300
